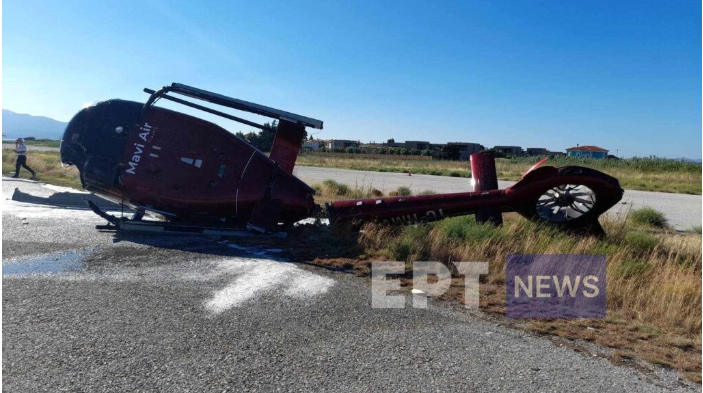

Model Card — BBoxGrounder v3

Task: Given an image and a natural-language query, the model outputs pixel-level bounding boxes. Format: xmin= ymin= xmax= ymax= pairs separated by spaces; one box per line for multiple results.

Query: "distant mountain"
xmin=2 ymin=109 xmax=67 ymax=140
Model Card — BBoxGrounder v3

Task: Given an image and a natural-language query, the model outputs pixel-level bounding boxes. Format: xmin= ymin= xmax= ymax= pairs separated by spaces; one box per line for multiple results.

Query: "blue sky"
xmin=3 ymin=0 xmax=701 ymax=158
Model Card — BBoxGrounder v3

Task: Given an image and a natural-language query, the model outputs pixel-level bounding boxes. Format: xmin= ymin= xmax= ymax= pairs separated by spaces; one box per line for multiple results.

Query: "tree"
xmin=441 ymin=144 xmax=463 ymax=160
xmin=234 ymin=120 xmax=279 ymax=152
xmin=387 ymin=138 xmax=395 ymax=144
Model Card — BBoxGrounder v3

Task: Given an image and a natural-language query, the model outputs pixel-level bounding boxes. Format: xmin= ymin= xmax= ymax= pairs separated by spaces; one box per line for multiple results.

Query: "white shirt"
xmin=16 ymin=143 xmax=27 ymax=156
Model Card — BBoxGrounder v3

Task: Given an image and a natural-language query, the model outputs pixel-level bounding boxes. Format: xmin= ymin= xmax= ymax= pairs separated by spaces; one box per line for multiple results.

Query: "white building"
xmin=303 ymin=140 xmax=324 ymax=150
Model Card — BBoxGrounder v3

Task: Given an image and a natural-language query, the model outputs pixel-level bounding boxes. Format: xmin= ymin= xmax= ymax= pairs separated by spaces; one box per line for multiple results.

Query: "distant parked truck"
xmin=566 ymin=145 xmax=608 ymax=159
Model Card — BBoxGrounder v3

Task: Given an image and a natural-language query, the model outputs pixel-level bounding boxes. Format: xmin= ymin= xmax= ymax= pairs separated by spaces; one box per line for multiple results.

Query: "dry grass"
xmin=311 ymin=179 xmax=433 ymax=204
xmin=310 ymin=179 xmax=384 ymax=204
xmin=297 ymin=154 xmax=702 ymax=194
xmin=2 ymin=149 xmax=81 ymax=188
xmin=288 ymin=190 xmax=702 ymax=382
xmin=366 ymin=217 xmax=699 ymax=381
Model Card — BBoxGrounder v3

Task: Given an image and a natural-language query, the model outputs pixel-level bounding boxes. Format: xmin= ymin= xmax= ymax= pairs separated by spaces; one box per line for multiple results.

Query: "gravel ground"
xmin=2 ymin=178 xmax=698 ymax=392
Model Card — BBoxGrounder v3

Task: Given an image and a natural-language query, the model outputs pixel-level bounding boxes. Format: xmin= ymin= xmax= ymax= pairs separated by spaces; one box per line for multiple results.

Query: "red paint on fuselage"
xmin=65 ymin=101 xmax=315 ymax=225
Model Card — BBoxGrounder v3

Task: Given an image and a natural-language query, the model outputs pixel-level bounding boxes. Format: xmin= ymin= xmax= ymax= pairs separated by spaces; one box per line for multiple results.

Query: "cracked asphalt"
xmin=2 ymin=178 xmax=697 ymax=392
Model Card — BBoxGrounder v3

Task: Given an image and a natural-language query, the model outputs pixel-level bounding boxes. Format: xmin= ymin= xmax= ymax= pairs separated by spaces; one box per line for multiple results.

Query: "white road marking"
xmin=204 ymin=259 xmax=334 ymax=313
xmin=4 ymin=249 xmax=336 ymax=315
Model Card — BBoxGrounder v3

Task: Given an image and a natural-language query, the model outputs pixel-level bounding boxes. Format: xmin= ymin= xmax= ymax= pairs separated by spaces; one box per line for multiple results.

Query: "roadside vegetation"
xmin=2 ymin=138 xmax=61 ymax=148
xmin=2 ymin=149 xmax=81 ymax=188
xmin=297 ymin=154 xmax=702 ymax=194
xmin=291 ymin=187 xmax=702 ymax=382
xmin=310 ymin=179 xmax=435 ymax=203
xmin=629 ymin=207 xmax=668 ymax=228
xmin=24 ymin=139 xmax=62 ymax=148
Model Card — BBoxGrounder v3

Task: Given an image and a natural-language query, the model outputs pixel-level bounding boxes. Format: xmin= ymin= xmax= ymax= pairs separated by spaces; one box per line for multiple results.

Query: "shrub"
xmin=396 ymin=186 xmax=412 ymax=196
xmin=369 ymin=188 xmax=384 ymax=197
xmin=630 ymin=207 xmax=667 ymax=228
xmin=321 ymin=179 xmax=351 ymax=196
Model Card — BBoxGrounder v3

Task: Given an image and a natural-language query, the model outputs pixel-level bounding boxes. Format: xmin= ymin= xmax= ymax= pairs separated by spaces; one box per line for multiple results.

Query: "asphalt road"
xmin=2 ymin=178 xmax=696 ymax=392
xmin=294 ymin=166 xmax=702 ymax=231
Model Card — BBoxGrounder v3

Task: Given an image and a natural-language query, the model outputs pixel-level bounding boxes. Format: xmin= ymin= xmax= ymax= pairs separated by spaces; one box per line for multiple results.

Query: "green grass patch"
xmin=624 ymin=231 xmax=659 ymax=254
xmin=2 ymin=149 xmax=82 ymax=189
xmin=27 ymin=139 xmax=61 ymax=148
xmin=388 ymin=224 xmax=430 ymax=261
xmin=396 ymin=186 xmax=412 ymax=196
xmin=435 ymin=216 xmax=505 ymax=243
xmin=629 ymin=207 xmax=667 ymax=228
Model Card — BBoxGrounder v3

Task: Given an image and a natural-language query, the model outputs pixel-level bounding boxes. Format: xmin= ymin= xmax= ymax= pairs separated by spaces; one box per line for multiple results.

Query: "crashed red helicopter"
xmin=60 ymin=83 xmax=623 ymax=236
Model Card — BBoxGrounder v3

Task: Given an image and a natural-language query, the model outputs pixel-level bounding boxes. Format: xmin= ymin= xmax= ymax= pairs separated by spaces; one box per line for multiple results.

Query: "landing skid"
xmin=86 ymin=200 xmax=286 ymax=237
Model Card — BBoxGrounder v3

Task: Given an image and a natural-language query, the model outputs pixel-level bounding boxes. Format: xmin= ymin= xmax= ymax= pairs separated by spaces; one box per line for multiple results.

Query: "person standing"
xmin=12 ymin=138 xmax=37 ymax=179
